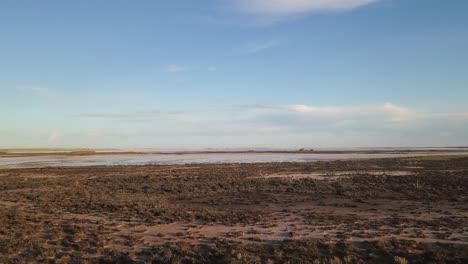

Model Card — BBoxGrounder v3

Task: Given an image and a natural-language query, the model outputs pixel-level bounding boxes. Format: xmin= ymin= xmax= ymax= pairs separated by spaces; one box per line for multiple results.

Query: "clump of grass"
xmin=394 ymin=256 xmax=409 ymax=264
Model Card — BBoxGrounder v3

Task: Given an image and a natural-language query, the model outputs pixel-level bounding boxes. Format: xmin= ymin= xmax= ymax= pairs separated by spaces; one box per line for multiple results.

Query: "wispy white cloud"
xmin=430 ymin=112 xmax=468 ymax=119
xmin=10 ymin=102 xmax=466 ymax=148
xmin=289 ymin=103 xmax=416 ymax=123
xmin=78 ymin=102 xmax=468 ymax=132
xmin=80 ymin=109 xmax=185 ymax=119
xmin=210 ymin=0 xmax=381 ymax=25
xmin=235 ymin=40 xmax=280 ymax=54
xmin=382 ymin=102 xmax=414 ymax=122
xmin=236 ymin=0 xmax=379 ymax=16
xmin=16 ymin=86 xmax=54 ymax=97
xmin=48 ymin=131 xmax=62 ymax=142
xmin=86 ymin=129 xmax=100 ymax=138
xmin=165 ymin=64 xmax=187 ymax=73
xmin=199 ymin=0 xmax=379 ymax=27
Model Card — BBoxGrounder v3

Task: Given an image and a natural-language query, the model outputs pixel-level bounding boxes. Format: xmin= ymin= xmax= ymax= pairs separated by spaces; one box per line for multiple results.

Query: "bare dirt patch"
xmin=258 ymin=170 xmax=414 ymax=180
xmin=0 ymin=156 xmax=467 ymax=263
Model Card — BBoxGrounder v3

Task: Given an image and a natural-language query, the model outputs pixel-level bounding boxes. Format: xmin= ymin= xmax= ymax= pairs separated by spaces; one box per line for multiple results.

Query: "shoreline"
xmin=1 ymin=147 xmax=468 ymax=157
xmin=2 ymin=149 xmax=468 ymax=157
xmin=1 ymin=151 xmax=468 ymax=169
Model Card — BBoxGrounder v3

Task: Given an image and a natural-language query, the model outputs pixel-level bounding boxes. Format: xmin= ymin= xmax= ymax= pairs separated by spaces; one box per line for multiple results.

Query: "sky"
xmin=1 ymin=0 xmax=468 ymax=149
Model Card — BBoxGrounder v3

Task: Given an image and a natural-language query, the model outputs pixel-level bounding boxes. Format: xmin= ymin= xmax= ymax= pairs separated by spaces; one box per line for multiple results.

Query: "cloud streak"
xmin=201 ymin=0 xmax=379 ymax=27
xmin=236 ymin=0 xmax=379 ymax=16
xmin=289 ymin=103 xmax=416 ymax=123
xmin=165 ymin=64 xmax=187 ymax=73
xmin=78 ymin=103 xmax=468 ymax=133
xmin=16 ymin=86 xmax=54 ymax=97
xmin=7 ymin=102 xmax=466 ymax=148
xmin=80 ymin=109 xmax=185 ymax=119
xmin=48 ymin=131 xmax=62 ymax=142
xmin=235 ymin=40 xmax=280 ymax=54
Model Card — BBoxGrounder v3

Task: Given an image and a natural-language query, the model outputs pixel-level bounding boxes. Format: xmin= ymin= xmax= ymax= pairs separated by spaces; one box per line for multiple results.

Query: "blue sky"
xmin=1 ymin=0 xmax=468 ymax=148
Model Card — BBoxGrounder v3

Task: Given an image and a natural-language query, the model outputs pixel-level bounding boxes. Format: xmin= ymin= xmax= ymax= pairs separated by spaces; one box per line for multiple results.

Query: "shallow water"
xmin=1 ymin=152 xmax=466 ymax=168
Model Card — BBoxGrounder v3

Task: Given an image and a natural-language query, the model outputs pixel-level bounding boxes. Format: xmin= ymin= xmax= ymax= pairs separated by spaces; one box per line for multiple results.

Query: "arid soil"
xmin=0 ymin=155 xmax=467 ymax=263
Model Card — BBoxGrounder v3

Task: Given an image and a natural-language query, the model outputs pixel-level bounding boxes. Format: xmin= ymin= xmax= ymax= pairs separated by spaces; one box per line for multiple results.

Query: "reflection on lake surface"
xmin=1 ymin=152 xmax=466 ymax=168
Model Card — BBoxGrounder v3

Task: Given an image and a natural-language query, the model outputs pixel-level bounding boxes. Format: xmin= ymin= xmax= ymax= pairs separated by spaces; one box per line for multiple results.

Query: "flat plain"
xmin=0 ymin=154 xmax=467 ymax=263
